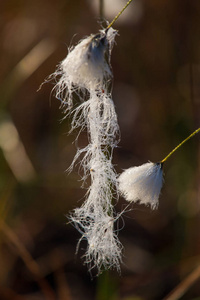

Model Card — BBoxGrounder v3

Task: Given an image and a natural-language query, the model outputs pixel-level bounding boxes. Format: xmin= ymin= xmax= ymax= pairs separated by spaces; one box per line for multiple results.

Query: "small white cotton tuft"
xmin=50 ymin=27 xmax=117 ymax=112
xmin=118 ymin=162 xmax=163 ymax=209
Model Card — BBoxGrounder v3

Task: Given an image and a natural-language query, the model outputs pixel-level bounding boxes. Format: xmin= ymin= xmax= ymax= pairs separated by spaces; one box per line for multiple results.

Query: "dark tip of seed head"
xmin=156 ymin=162 xmax=163 ymax=169
xmin=105 ymin=27 xmax=109 ymax=34
xmin=87 ymin=33 xmax=108 ymax=60
xmin=92 ymin=33 xmax=107 ymax=48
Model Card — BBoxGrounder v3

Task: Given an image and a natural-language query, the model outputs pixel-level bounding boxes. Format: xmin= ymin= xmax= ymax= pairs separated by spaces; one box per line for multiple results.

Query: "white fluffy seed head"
xmin=49 ymin=26 xmax=122 ymax=274
xmin=51 ymin=27 xmax=117 ymax=111
xmin=118 ymin=162 xmax=163 ymax=209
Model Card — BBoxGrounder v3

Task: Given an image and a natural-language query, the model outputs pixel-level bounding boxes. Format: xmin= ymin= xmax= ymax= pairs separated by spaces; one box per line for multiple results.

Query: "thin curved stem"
xmin=161 ymin=128 xmax=200 ymax=164
xmin=106 ymin=0 xmax=133 ymax=30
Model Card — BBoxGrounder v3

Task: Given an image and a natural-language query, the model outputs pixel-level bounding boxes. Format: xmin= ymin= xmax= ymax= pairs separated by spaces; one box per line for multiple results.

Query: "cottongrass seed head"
xmin=50 ymin=27 xmax=117 ymax=112
xmin=118 ymin=162 xmax=164 ymax=209
xmin=71 ymin=213 xmax=123 ymax=275
xmin=51 ymin=25 xmax=122 ymax=274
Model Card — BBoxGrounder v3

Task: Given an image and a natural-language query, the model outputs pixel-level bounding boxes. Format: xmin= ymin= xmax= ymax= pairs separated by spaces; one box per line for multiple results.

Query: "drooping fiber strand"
xmin=51 ymin=27 xmax=121 ymax=273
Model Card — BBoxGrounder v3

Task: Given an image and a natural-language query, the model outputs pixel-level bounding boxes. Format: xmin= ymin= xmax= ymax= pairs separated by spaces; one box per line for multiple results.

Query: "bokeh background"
xmin=0 ymin=0 xmax=200 ymax=299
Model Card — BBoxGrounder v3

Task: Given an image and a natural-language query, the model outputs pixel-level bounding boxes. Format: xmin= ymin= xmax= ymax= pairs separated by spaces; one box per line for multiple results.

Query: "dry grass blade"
xmin=1 ymin=38 xmax=57 ymax=105
xmin=0 ymin=118 xmax=36 ymax=183
xmin=163 ymin=264 xmax=200 ymax=300
xmin=0 ymin=219 xmax=56 ymax=300
xmin=55 ymin=267 xmax=72 ymax=300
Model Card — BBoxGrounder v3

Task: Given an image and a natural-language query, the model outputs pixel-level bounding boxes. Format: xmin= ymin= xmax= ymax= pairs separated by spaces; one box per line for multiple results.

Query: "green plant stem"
xmin=161 ymin=128 xmax=200 ymax=164
xmin=106 ymin=0 xmax=133 ymax=30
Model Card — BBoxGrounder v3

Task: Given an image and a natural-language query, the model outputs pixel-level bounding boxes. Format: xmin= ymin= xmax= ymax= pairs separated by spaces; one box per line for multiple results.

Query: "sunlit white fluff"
xmin=118 ymin=162 xmax=163 ymax=209
xmin=69 ymin=89 xmax=121 ymax=272
xmin=50 ymin=27 xmax=117 ymax=112
xmin=70 ymin=213 xmax=123 ymax=274
xmin=68 ymin=91 xmax=119 ymax=180
xmin=50 ymin=26 xmax=121 ymax=274
xmin=85 ymin=215 xmax=123 ymax=273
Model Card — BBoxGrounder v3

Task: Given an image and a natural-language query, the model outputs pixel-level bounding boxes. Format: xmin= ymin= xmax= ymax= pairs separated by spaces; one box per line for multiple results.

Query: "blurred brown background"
xmin=0 ymin=0 xmax=200 ymax=299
